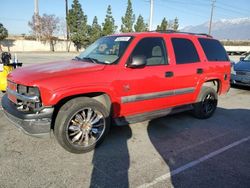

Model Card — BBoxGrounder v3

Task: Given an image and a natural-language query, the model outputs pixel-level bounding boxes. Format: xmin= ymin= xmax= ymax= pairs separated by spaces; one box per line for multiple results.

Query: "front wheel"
xmin=54 ymin=97 xmax=110 ymax=154
xmin=192 ymin=86 xmax=218 ymax=119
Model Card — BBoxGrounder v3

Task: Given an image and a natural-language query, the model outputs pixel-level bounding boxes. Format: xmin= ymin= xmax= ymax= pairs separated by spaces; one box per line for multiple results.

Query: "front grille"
xmin=236 ymin=71 xmax=250 ymax=76
xmin=7 ymin=81 xmax=42 ymax=112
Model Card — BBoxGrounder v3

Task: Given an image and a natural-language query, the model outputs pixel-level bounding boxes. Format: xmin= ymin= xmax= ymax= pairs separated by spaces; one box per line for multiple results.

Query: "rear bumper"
xmin=1 ymin=95 xmax=54 ymax=137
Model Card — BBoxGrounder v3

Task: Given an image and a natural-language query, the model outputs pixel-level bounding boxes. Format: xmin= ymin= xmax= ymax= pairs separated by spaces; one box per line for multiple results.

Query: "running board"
xmin=113 ymin=104 xmax=193 ymax=126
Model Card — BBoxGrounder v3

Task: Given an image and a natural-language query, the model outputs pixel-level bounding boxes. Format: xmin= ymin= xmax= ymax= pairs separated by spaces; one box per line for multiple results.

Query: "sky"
xmin=0 ymin=0 xmax=249 ymax=35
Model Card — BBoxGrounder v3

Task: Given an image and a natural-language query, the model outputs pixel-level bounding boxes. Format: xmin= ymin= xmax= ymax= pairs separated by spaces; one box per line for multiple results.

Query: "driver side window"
xmin=131 ymin=37 xmax=168 ymax=66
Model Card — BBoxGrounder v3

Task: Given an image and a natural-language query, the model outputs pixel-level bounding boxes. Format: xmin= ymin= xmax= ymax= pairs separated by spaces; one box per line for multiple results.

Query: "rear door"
xmin=169 ymin=37 xmax=204 ymax=105
xmin=198 ymin=38 xmax=231 ymax=93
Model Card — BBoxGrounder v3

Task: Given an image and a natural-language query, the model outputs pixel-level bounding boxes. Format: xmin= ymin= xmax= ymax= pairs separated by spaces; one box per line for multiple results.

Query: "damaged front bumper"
xmin=1 ymin=95 xmax=54 ymax=137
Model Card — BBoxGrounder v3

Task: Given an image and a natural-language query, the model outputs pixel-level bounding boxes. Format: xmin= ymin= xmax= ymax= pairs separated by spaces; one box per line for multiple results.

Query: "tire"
xmin=54 ymin=97 xmax=110 ymax=154
xmin=192 ymin=86 xmax=218 ymax=119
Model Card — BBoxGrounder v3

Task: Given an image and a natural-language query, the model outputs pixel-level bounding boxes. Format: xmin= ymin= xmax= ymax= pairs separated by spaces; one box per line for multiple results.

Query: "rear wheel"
xmin=193 ymin=86 xmax=218 ymax=119
xmin=54 ymin=97 xmax=110 ymax=154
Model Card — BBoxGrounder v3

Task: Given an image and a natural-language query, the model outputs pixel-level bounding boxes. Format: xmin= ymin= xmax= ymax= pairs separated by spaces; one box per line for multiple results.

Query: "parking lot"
xmin=0 ymin=53 xmax=249 ymax=188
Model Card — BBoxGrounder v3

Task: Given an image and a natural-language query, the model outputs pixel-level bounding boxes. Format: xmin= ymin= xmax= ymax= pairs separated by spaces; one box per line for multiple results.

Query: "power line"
xmin=162 ymin=0 xmax=210 ymax=6
xmin=216 ymin=5 xmax=249 ymax=17
xmin=0 ymin=17 xmax=27 ymax=22
xmin=159 ymin=0 xmax=248 ymax=17
xmin=216 ymin=1 xmax=249 ymax=13
xmin=154 ymin=2 xmax=209 ymax=18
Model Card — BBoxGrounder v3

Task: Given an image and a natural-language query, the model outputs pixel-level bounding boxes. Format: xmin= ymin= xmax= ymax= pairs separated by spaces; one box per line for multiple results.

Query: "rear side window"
xmin=172 ymin=38 xmax=200 ymax=64
xmin=198 ymin=38 xmax=229 ymax=61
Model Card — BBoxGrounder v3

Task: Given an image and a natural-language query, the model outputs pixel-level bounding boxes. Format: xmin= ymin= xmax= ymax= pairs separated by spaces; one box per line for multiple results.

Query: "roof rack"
xmin=150 ymin=30 xmax=213 ymax=38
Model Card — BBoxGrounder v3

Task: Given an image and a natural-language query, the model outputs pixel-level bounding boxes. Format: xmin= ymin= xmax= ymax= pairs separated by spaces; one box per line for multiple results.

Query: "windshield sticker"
xmin=115 ymin=37 xmax=131 ymax=42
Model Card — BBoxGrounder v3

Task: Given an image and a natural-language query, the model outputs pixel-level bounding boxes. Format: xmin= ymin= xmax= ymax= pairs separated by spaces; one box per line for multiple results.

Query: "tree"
xmin=120 ymin=0 xmax=135 ymax=33
xmin=28 ymin=14 xmax=42 ymax=40
xmin=29 ymin=14 xmax=59 ymax=51
xmin=0 ymin=23 xmax=8 ymax=51
xmin=40 ymin=14 xmax=59 ymax=51
xmin=134 ymin=15 xmax=148 ymax=32
xmin=102 ymin=5 xmax=116 ymax=36
xmin=67 ymin=0 xmax=88 ymax=50
xmin=90 ymin=16 xmax=102 ymax=43
xmin=156 ymin=17 xmax=168 ymax=31
xmin=173 ymin=17 xmax=179 ymax=31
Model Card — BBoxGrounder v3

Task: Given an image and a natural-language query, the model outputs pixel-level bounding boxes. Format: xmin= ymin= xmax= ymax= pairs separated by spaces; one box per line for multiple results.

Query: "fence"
xmin=1 ymin=39 xmax=77 ymax=52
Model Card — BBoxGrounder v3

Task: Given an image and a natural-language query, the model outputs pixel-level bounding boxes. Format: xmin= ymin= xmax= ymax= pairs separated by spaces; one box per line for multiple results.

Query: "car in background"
xmin=231 ymin=53 xmax=250 ymax=86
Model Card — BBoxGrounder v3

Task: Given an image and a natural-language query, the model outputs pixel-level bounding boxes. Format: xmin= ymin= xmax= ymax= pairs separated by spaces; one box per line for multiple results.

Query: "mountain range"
xmin=181 ymin=18 xmax=250 ymax=40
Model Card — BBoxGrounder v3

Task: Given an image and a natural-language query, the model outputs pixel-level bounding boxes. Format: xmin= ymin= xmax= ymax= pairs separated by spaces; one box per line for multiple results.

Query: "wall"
xmin=1 ymin=39 xmax=77 ymax=52
xmin=224 ymin=46 xmax=250 ymax=53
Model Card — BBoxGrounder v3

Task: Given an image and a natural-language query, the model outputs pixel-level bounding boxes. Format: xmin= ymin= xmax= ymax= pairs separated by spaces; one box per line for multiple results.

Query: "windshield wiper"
xmin=74 ymin=56 xmax=107 ymax=64
xmin=82 ymin=57 xmax=99 ymax=64
xmin=74 ymin=56 xmax=82 ymax=61
xmin=83 ymin=57 xmax=108 ymax=64
xmin=73 ymin=56 xmax=98 ymax=63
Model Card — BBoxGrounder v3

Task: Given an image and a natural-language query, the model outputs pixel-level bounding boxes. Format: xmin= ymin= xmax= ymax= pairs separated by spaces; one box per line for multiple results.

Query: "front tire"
xmin=54 ymin=97 xmax=110 ymax=154
xmin=193 ymin=86 xmax=218 ymax=119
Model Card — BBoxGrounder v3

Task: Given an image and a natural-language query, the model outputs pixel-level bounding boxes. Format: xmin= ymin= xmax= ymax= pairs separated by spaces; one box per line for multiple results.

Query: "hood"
xmin=234 ymin=61 xmax=250 ymax=72
xmin=8 ymin=60 xmax=105 ymax=85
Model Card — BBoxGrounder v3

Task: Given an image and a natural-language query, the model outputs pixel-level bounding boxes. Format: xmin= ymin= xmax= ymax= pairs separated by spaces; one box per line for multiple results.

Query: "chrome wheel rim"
xmin=66 ymin=108 xmax=105 ymax=147
xmin=201 ymin=93 xmax=217 ymax=115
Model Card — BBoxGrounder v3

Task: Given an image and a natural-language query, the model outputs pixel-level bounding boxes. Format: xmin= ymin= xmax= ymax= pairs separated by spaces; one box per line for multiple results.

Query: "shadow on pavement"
xmin=90 ymin=125 xmax=132 ymax=188
xmin=147 ymin=107 xmax=250 ymax=188
xmin=231 ymin=84 xmax=250 ymax=91
xmin=89 ymin=107 xmax=250 ymax=187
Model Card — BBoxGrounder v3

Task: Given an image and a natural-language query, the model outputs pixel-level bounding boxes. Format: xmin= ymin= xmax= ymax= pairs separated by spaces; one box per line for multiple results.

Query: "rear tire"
xmin=193 ymin=86 xmax=218 ymax=119
xmin=54 ymin=97 xmax=110 ymax=154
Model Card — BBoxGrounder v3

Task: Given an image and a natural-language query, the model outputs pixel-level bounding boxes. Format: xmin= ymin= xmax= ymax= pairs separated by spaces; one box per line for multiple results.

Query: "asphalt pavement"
xmin=0 ymin=53 xmax=249 ymax=188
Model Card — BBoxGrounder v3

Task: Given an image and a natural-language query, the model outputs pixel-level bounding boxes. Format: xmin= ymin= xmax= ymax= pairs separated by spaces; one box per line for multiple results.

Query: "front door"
xmin=117 ymin=37 xmax=176 ymax=117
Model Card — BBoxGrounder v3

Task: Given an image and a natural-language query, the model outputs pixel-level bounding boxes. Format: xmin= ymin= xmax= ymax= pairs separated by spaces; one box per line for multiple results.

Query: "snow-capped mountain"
xmin=181 ymin=18 xmax=250 ymax=40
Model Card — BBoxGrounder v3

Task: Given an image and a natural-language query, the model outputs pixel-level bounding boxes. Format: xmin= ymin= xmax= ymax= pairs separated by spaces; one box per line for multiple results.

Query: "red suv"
xmin=2 ymin=31 xmax=231 ymax=153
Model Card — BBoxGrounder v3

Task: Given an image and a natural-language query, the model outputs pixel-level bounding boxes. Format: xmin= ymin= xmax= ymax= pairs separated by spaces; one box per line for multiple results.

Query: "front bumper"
xmin=1 ymin=95 xmax=54 ymax=137
xmin=230 ymin=74 xmax=250 ymax=87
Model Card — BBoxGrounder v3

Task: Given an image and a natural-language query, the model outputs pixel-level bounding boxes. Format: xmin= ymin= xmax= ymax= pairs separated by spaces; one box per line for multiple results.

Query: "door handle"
xmin=165 ymin=71 xmax=174 ymax=77
xmin=197 ymin=68 xmax=203 ymax=74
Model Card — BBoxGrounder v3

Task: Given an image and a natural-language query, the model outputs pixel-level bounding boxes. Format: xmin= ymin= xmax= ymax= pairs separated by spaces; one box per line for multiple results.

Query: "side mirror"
xmin=240 ymin=57 xmax=244 ymax=61
xmin=127 ymin=55 xmax=147 ymax=68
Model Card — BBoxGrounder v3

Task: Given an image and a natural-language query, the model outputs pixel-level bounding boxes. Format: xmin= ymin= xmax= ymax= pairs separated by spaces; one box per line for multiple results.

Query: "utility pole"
xmin=149 ymin=0 xmax=154 ymax=31
xmin=208 ymin=0 xmax=216 ymax=35
xmin=65 ymin=0 xmax=69 ymax=41
xmin=34 ymin=0 xmax=40 ymax=40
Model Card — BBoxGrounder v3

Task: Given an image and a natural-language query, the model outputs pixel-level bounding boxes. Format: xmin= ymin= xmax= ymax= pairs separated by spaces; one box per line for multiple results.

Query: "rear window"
xmin=172 ymin=38 xmax=200 ymax=64
xmin=198 ymin=38 xmax=229 ymax=61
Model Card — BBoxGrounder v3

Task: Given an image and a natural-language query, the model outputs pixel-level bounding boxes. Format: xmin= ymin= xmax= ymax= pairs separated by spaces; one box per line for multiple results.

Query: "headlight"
xmin=18 ymin=85 xmax=40 ymax=96
xmin=28 ymin=87 xmax=40 ymax=96
xmin=18 ymin=85 xmax=27 ymax=94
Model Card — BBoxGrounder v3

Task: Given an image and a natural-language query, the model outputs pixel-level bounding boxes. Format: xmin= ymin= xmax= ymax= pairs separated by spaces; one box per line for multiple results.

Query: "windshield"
xmin=78 ymin=36 xmax=133 ymax=64
xmin=243 ymin=54 xmax=250 ymax=61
